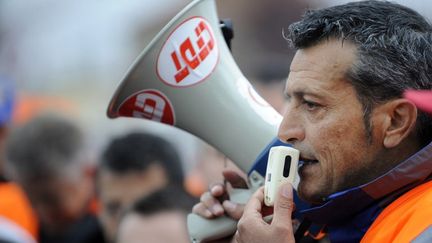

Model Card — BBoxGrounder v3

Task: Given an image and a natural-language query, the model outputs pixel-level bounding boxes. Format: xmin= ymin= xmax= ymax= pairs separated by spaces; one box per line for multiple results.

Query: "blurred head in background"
xmin=97 ymin=132 xmax=185 ymax=242
xmin=115 ymin=186 xmax=195 ymax=243
xmin=4 ymin=113 xmax=95 ymax=232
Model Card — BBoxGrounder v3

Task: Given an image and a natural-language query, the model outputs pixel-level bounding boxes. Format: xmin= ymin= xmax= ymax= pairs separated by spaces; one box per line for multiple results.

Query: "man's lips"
xmin=299 ymin=156 xmax=319 ymax=167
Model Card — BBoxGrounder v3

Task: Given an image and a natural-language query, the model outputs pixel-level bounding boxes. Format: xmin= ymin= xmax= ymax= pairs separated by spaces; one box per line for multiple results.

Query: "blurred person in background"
xmin=0 ymin=78 xmax=38 ymax=243
xmin=4 ymin=113 xmax=105 ymax=243
xmin=96 ymin=131 xmax=186 ymax=242
xmin=115 ymin=186 xmax=196 ymax=243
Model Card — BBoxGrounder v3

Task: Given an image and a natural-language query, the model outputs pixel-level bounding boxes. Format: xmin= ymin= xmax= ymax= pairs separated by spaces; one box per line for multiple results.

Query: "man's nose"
xmin=277 ymin=107 xmax=305 ymax=144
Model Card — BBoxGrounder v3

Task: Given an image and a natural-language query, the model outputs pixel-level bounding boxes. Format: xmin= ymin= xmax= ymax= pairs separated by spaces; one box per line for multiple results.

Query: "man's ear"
xmin=381 ymin=99 xmax=417 ymax=148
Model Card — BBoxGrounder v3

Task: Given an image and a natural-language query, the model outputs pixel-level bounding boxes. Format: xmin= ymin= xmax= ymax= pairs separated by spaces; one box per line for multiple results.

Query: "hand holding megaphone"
xmin=192 ymin=170 xmax=248 ymax=220
xmin=188 ymin=170 xmax=266 ymax=243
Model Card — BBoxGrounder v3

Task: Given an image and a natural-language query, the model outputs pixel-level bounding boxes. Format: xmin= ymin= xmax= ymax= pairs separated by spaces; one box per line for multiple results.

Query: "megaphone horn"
xmin=107 ymin=0 xmax=282 ymax=173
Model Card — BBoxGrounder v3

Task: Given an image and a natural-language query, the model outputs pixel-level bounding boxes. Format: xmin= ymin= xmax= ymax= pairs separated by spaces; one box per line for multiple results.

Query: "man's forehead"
xmin=285 ymin=40 xmax=357 ymax=94
xmin=284 ymin=70 xmax=350 ymax=94
xmin=289 ymin=39 xmax=357 ymax=71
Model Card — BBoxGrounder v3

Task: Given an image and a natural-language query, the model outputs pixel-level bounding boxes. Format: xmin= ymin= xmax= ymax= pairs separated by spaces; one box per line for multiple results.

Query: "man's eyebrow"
xmin=284 ymin=91 xmax=306 ymax=102
xmin=284 ymin=90 xmax=321 ymax=99
xmin=284 ymin=90 xmax=313 ymax=97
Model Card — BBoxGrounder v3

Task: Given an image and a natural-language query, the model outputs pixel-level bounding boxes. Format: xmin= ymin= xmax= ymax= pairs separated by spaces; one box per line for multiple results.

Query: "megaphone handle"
xmin=187 ymin=214 xmax=237 ymax=243
xmin=187 ymin=188 xmax=253 ymax=243
xmin=187 ymin=172 xmax=265 ymax=242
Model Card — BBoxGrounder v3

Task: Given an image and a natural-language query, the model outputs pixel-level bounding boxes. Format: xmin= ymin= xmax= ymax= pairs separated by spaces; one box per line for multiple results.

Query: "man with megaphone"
xmin=108 ymin=0 xmax=432 ymax=242
xmin=193 ymin=1 xmax=432 ymax=243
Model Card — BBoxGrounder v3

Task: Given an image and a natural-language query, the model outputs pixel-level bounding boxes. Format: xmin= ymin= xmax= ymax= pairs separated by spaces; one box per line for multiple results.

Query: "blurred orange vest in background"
xmin=0 ymin=181 xmax=39 ymax=240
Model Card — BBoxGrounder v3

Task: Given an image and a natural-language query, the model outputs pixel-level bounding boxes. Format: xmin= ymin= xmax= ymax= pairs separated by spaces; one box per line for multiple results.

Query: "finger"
xmin=191 ymin=203 xmax=213 ymax=218
xmin=200 ymin=191 xmax=225 ymax=216
xmin=222 ymin=170 xmax=248 ymax=189
xmin=208 ymin=182 xmax=226 ymax=197
xmin=272 ymin=182 xmax=295 ymax=231
xmin=243 ymin=186 xmax=265 ymax=217
xmin=222 ymin=200 xmax=244 ymax=220
xmin=209 ymin=181 xmax=230 ymax=204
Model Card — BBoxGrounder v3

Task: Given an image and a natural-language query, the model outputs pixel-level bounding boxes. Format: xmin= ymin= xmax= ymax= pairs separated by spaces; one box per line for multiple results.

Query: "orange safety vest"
xmin=361 ymin=180 xmax=432 ymax=242
xmin=0 ymin=182 xmax=39 ymax=240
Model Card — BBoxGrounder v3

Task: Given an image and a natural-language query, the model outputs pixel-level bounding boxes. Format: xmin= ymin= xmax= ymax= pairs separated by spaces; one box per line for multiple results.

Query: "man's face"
xmin=97 ymin=165 xmax=168 ymax=242
xmin=279 ymin=39 xmax=385 ymax=204
xmin=116 ymin=211 xmax=189 ymax=243
xmin=20 ymin=173 xmax=93 ymax=232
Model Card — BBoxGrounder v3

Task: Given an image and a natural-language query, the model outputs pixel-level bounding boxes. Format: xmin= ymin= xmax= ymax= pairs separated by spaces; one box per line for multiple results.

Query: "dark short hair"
xmin=129 ymin=186 xmax=197 ymax=216
xmin=100 ymin=132 xmax=184 ymax=186
xmin=5 ymin=113 xmax=85 ymax=180
xmin=286 ymin=0 xmax=432 ymax=146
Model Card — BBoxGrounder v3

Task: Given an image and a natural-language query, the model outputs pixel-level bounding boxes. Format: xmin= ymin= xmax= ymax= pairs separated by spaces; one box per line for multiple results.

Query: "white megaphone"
xmin=107 ymin=0 xmax=282 ymax=173
xmin=107 ymin=0 xmax=285 ymax=242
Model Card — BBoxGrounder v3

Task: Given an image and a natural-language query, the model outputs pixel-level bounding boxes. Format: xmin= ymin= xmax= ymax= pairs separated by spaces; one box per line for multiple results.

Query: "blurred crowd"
xmin=0 ymin=102 xmax=206 ymax=243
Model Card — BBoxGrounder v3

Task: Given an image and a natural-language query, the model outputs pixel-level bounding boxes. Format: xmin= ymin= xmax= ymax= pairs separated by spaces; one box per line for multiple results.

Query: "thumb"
xmin=272 ymin=182 xmax=295 ymax=230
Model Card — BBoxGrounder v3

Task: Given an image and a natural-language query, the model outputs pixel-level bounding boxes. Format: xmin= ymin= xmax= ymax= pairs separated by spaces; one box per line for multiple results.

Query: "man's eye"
xmin=302 ymin=100 xmax=319 ymax=110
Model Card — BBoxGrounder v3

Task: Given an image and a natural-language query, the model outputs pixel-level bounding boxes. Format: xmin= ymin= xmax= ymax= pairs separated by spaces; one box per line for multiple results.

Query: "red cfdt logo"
xmin=118 ymin=90 xmax=175 ymax=126
xmin=157 ymin=17 xmax=219 ymax=87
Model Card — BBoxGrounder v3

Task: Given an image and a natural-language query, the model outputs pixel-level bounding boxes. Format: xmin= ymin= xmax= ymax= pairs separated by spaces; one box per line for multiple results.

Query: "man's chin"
xmin=296 ymin=182 xmax=327 ymax=204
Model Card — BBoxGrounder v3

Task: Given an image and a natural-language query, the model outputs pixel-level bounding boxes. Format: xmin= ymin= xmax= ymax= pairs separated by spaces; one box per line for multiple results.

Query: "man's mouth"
xmin=299 ymin=157 xmax=319 ymax=167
